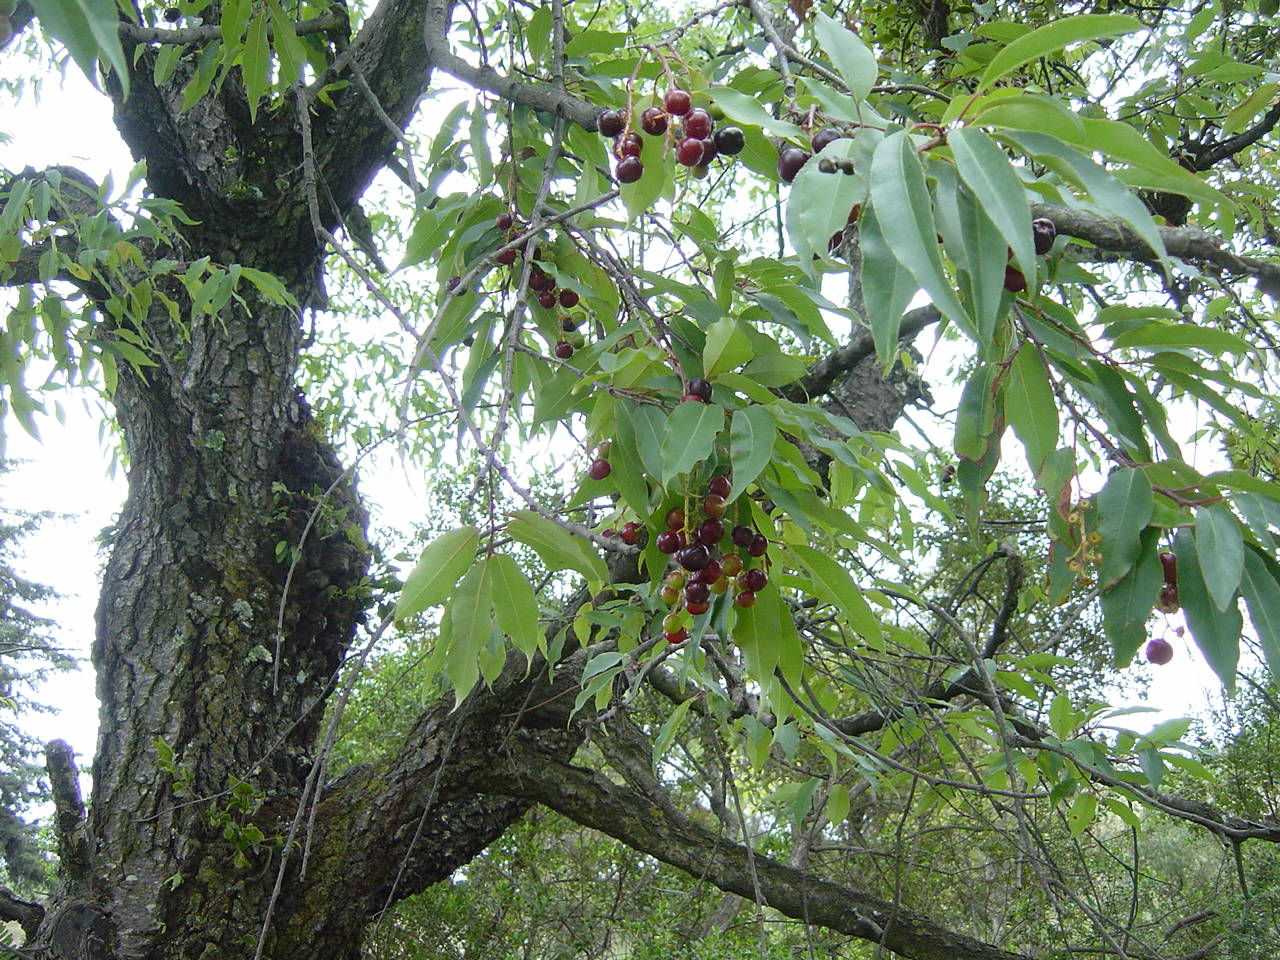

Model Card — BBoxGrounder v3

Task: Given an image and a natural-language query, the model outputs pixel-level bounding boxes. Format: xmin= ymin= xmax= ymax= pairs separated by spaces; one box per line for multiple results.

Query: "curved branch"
xmin=487 ymin=735 xmax=1030 ymax=960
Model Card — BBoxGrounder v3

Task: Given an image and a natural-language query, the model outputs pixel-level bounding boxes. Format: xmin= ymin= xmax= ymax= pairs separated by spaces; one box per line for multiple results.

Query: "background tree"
xmin=2 ymin=0 xmax=1280 ymax=958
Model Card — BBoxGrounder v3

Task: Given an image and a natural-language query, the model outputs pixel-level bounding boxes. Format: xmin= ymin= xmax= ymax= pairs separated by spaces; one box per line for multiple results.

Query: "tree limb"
xmin=0 ymin=886 xmax=43 ymax=942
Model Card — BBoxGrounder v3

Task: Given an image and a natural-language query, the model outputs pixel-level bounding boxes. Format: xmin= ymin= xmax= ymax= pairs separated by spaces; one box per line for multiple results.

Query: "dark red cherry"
xmin=588 ymin=458 xmax=612 ymax=480
xmin=1004 ymin=265 xmax=1027 ymax=293
xmin=554 ymin=341 xmax=573 ymax=359
xmin=703 ymin=494 xmax=727 ymax=519
xmin=687 ymin=378 xmax=712 ymax=401
xmin=538 ymin=290 xmax=557 ymax=309
xmin=616 ymin=156 xmax=644 ymax=184
xmin=496 ymin=212 xmax=514 ymax=231
xmin=621 ymin=521 xmax=641 ymax=545
xmin=708 ymin=475 xmax=731 ymax=498
xmin=677 ymin=544 xmax=711 ymax=571
xmin=743 ymin=568 xmax=767 ymax=592
xmin=641 ymin=106 xmax=668 ymax=136
xmin=697 ymin=559 xmax=723 ymax=584
xmin=699 ymin=138 xmax=718 ymax=163
xmin=731 ymin=525 xmax=753 ymax=548
xmin=778 ymin=147 xmax=811 ymax=184
xmin=684 ymin=108 xmax=712 ymax=140
xmin=1032 ymin=217 xmax=1057 ymax=256
xmin=496 ymin=247 xmax=517 ymax=265
xmin=685 ymin=581 xmax=711 ymax=604
xmin=561 ymin=316 xmax=578 ymax=332
xmin=1159 ymin=551 xmax=1177 ymax=585
xmin=657 ymin=530 xmax=681 ymax=554
xmin=664 ymin=89 xmax=692 ymax=116
xmin=810 ymin=128 xmax=845 ymax=153
xmin=697 ymin=519 xmax=724 ymax=546
xmin=735 ymin=590 xmax=756 ymax=609
xmin=686 ymin=599 xmax=710 ymax=616
xmin=677 ymin=137 xmax=705 ymax=167
xmin=618 ymin=132 xmax=643 ymax=158
xmin=666 ymin=508 xmax=685 ymax=530
xmin=666 ymin=628 xmax=688 ymax=645
xmin=598 ymin=109 xmax=626 ymax=138
xmin=748 ymin=534 xmax=768 ymax=557
xmin=559 ymin=289 xmax=579 ymax=308
xmin=1145 ymin=637 xmax=1174 ymax=664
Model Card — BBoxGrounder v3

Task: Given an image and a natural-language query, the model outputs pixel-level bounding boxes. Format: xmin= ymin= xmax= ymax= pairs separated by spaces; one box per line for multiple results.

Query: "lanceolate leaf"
xmin=728 ymin=405 xmax=776 ymax=501
xmin=1096 ymin=469 xmax=1154 ymax=590
xmin=813 ymin=11 xmax=878 ymax=101
xmin=868 ymin=132 xmax=976 ymax=342
xmin=978 ymin=15 xmax=1142 ymax=90
xmin=859 ymin=201 xmax=917 ymax=369
xmin=488 ymin=554 xmax=542 ymax=663
xmin=1194 ymin=504 xmax=1244 ymax=612
xmin=1173 ymin=528 xmax=1241 ymax=691
xmin=35 ymin=0 xmax=132 ymax=97
xmin=626 ymin=403 xmax=668 ymax=483
xmin=444 ymin=560 xmax=494 ymax=702
xmin=662 ymin=402 xmax=724 ymax=483
xmin=610 ymin=406 xmax=653 ymax=517
xmin=1240 ymin=548 xmax=1280 ymax=676
xmin=507 ymin=511 xmax=609 ymax=585
xmin=396 ymin=526 xmax=481 ymax=619
xmin=791 ymin=545 xmax=883 ymax=642
xmin=954 ymin=363 xmax=998 ymax=462
xmin=949 ymin=128 xmax=1036 ymax=287
xmin=1005 ymin=343 xmax=1058 ymax=475
xmin=1099 ymin=527 xmax=1162 ymax=666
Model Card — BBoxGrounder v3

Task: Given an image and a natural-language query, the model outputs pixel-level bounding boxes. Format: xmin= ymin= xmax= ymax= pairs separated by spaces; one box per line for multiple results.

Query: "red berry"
xmin=666 ymin=508 xmax=685 ymax=530
xmin=677 ymin=544 xmax=710 ymax=571
xmin=496 ymin=247 xmax=517 ymax=265
xmin=685 ymin=581 xmax=711 ymax=604
xmin=561 ymin=316 xmax=578 ymax=332
xmin=708 ymin=475 xmax=731 ymax=498
xmin=621 ymin=522 xmax=641 ymax=545
xmin=697 ymin=518 xmax=724 ymax=546
xmin=778 ymin=147 xmax=811 ymax=184
xmin=559 ymin=289 xmax=580 ymax=308
xmin=743 ymin=568 xmax=767 ymax=592
xmin=666 ymin=628 xmax=688 ymax=645
xmin=748 ymin=534 xmax=768 ymax=557
xmin=588 ymin=458 xmax=612 ymax=480
xmin=699 ymin=138 xmax=718 ymax=163
xmin=1157 ymin=582 xmax=1180 ymax=614
xmin=641 ymin=107 xmax=668 ymax=135
xmin=735 ymin=590 xmax=756 ymax=609
xmin=687 ymin=378 xmax=712 ymax=401
xmin=529 ymin=267 xmax=552 ymax=292
xmin=682 ymin=392 xmax=704 ymax=404
xmin=664 ymin=89 xmax=692 ymax=116
xmin=618 ymin=132 xmax=643 ymax=158
xmin=1159 ymin=551 xmax=1177 ymax=585
xmin=598 ymin=109 xmax=626 ymax=138
xmin=810 ymin=128 xmax=844 ymax=153
xmin=1145 ymin=637 xmax=1174 ymax=665
xmin=684 ymin=108 xmax=712 ymax=140
xmin=703 ymin=494 xmax=727 ymax=519
xmin=731 ymin=525 xmax=753 ymax=548
xmin=616 ymin=156 xmax=644 ymax=184
xmin=657 ymin=530 xmax=681 ymax=554
xmin=496 ymin=212 xmax=514 ymax=231
xmin=554 ymin=341 xmax=573 ymax=360
xmin=677 ymin=137 xmax=705 ymax=167
xmin=714 ymin=126 xmax=745 ymax=156
xmin=686 ymin=599 xmax=710 ymax=616
xmin=538 ymin=290 xmax=557 ymax=309
xmin=1032 ymin=217 xmax=1057 ymax=256
xmin=697 ymin=559 xmax=723 ymax=584
xmin=1004 ymin=265 xmax=1027 ymax=293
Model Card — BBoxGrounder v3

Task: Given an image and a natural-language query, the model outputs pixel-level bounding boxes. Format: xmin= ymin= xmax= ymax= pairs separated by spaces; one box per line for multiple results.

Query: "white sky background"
xmin=0 ymin=59 xmax=1234 ymax=793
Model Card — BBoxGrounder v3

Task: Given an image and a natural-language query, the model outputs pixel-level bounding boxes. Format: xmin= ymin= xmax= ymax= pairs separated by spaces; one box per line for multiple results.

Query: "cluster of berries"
xmin=598 ymin=89 xmax=746 ymax=185
xmin=653 ymin=476 xmax=772 ymax=643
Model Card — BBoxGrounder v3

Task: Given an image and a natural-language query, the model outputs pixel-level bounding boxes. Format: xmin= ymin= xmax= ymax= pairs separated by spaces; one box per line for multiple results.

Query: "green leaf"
xmin=727 ymin=405 xmax=777 ymax=502
xmin=734 ymin=580 xmax=803 ymax=687
xmin=825 ymin=783 xmax=851 ymax=824
xmin=785 ymin=137 xmax=865 ymax=273
xmin=267 ymin=0 xmax=308 ymax=83
xmin=1111 ymin=323 xmax=1250 ymax=355
xmin=1224 ymin=84 xmax=1279 ymax=135
xmin=1173 ymin=528 xmax=1241 ymax=691
xmin=934 ymin=165 xmax=1007 ymax=344
xmin=859 ymin=201 xmax=917 ymax=369
xmin=978 ymin=15 xmax=1142 ymax=90
xmin=1100 ymin=527 xmax=1162 ymax=666
xmin=488 ymin=554 xmax=542 ymax=663
xmin=1240 ymin=548 xmax=1280 ymax=677
xmin=625 ymin=403 xmax=667 ymax=484
xmin=661 ymin=402 xmax=723 ymax=483
xmin=1066 ymin=792 xmax=1098 ymax=836
xmin=710 ymin=86 xmax=806 ymax=140
xmin=507 ymin=511 xmax=609 ymax=585
xmin=869 ymin=132 xmax=975 ymax=342
xmin=703 ymin=317 xmax=753 ymax=378
xmin=1005 ymin=344 xmax=1058 ymax=474
xmin=1096 ymin=469 xmax=1154 ymax=590
xmin=949 ymin=128 xmax=1036 ymax=286
xmin=1049 ymin=692 xmax=1074 ymax=739
xmin=1139 ymin=748 xmax=1164 ymax=789
xmin=1195 ymin=505 xmax=1244 ymax=612
xmin=444 ymin=561 xmax=494 ymax=702
xmin=242 ymin=14 xmax=270 ymax=124
xmin=791 ymin=545 xmax=883 ymax=643
xmin=35 ymin=0 xmax=131 ymax=97
xmin=610 ymin=406 xmax=655 ymax=517
xmin=954 ymin=363 xmax=997 ymax=461
xmin=396 ymin=526 xmax=480 ymax=619
xmin=813 ymin=11 xmax=878 ymax=100
xmin=653 ymin=698 xmax=694 ymax=767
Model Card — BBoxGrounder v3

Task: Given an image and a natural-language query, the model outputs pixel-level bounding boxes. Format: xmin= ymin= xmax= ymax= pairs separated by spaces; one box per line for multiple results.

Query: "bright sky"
xmin=0 ymin=60 xmax=1233 ymax=798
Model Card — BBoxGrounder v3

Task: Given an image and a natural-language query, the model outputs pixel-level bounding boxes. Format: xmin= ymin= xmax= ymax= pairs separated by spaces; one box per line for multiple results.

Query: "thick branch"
xmin=119 ymin=13 xmax=347 ymax=45
xmin=489 ymin=735 xmax=1030 ymax=960
xmin=1034 ymin=202 xmax=1280 ymax=297
xmin=0 ymin=886 xmax=43 ymax=941
xmin=45 ymin=739 xmax=91 ymax=893
xmin=1190 ymin=102 xmax=1280 ymax=171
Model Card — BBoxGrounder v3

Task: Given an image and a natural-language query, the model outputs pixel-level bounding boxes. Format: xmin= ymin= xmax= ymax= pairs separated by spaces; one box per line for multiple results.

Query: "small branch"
xmin=45 ymin=739 xmax=91 ymax=893
xmin=1190 ymin=101 xmax=1280 ymax=171
xmin=119 ymin=12 xmax=348 ymax=45
xmin=0 ymin=886 xmax=43 ymax=942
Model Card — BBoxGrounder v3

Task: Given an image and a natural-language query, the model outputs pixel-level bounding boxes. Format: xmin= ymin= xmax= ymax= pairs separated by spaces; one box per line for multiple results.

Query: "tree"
xmin=2 ymin=0 xmax=1280 ymax=957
